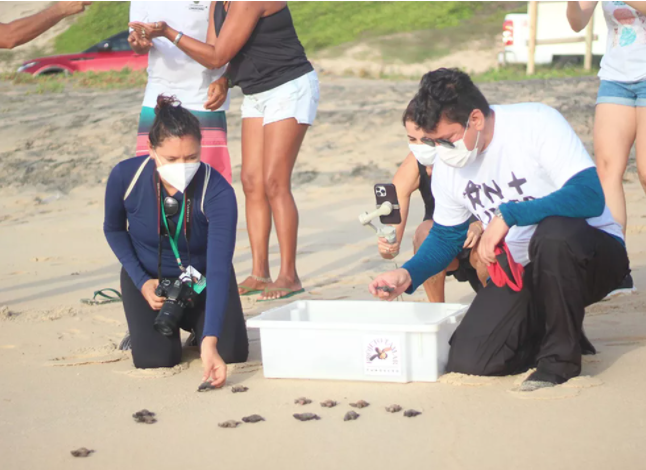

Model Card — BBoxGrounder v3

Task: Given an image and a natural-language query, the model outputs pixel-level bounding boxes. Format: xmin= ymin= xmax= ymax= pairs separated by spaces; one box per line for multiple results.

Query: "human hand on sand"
xmin=204 ymin=76 xmax=229 ymax=111
xmin=478 ymin=215 xmax=509 ymax=265
xmin=369 ymin=268 xmax=411 ymax=301
xmin=201 ymin=337 xmax=227 ymax=388
xmin=377 ymin=237 xmax=400 ymax=259
xmin=141 ymin=279 xmax=164 ymax=311
xmin=128 ymin=21 xmax=168 ymax=40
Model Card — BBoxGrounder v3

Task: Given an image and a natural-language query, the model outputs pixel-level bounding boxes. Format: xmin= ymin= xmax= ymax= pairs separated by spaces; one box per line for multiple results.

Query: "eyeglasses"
xmin=421 ymin=137 xmax=456 ymax=149
xmin=420 ymin=119 xmax=471 ymax=149
xmin=162 ymin=196 xmax=179 ymax=236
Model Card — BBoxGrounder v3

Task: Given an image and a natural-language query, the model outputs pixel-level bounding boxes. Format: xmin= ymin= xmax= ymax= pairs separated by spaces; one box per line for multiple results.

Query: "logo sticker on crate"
xmin=364 ymin=336 xmax=402 ymax=376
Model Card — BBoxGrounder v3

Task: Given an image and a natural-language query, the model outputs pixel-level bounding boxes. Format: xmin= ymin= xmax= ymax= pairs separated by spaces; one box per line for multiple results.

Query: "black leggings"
xmin=120 ymin=267 xmax=249 ymax=369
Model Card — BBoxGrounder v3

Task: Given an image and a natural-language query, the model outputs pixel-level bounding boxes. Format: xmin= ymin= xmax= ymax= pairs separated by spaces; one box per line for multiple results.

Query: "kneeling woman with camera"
xmin=104 ymin=95 xmax=248 ymax=387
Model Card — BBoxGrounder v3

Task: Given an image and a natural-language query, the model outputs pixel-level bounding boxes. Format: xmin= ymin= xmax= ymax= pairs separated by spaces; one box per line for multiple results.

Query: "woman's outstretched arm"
xmin=129 ymin=1 xmax=266 ymax=70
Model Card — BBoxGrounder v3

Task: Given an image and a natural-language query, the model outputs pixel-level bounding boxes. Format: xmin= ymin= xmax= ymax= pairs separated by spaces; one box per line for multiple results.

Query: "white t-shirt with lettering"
xmin=130 ymin=1 xmax=229 ymax=112
xmin=431 ymin=103 xmax=623 ymax=266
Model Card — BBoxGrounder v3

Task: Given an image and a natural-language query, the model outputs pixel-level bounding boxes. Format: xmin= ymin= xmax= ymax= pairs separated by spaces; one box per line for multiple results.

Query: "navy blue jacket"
xmin=103 ymin=156 xmax=237 ymax=338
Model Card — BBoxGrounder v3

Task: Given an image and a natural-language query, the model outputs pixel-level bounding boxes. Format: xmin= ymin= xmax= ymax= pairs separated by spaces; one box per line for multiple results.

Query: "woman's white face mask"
xmin=409 ymin=143 xmax=437 ymax=166
xmin=153 ymin=151 xmax=200 ymax=193
xmin=435 ymin=120 xmax=480 ymax=168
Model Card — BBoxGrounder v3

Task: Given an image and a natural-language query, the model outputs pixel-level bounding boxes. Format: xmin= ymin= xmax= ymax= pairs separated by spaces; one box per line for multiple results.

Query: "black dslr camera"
xmin=153 ymin=278 xmax=196 ymax=336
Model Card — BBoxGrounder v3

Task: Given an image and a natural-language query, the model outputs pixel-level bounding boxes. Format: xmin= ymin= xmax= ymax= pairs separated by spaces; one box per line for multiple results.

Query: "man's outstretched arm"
xmin=0 ymin=2 xmax=90 ymax=50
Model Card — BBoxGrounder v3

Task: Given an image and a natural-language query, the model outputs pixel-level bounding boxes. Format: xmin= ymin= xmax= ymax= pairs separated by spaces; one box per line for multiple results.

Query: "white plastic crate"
xmin=246 ymin=300 xmax=467 ymax=383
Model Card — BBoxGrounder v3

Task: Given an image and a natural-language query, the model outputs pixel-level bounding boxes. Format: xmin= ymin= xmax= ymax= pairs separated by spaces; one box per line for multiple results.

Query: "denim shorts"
xmin=597 ymin=79 xmax=646 ymax=107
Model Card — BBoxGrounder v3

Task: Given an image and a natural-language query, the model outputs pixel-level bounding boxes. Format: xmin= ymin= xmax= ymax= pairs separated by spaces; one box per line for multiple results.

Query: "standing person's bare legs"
xmin=636 ymin=108 xmax=646 ymax=199
xmin=238 ymin=117 xmax=273 ymax=295
xmin=594 ymin=104 xmax=636 ymax=233
xmin=259 ymin=119 xmax=309 ymax=300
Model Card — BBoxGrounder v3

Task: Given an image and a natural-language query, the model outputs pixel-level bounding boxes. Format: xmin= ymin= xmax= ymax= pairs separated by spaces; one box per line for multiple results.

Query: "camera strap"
xmin=154 ymin=171 xmax=197 ymax=275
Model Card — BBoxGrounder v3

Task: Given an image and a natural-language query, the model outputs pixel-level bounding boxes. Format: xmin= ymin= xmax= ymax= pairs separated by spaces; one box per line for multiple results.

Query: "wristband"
xmin=173 ymin=31 xmax=184 ymax=46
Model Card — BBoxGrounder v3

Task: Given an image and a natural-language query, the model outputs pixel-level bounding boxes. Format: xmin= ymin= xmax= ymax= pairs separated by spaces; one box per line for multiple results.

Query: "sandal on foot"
xmin=257 ymin=287 xmax=305 ymax=303
xmin=238 ymin=285 xmax=264 ymax=296
xmin=81 ymin=288 xmax=122 ymax=306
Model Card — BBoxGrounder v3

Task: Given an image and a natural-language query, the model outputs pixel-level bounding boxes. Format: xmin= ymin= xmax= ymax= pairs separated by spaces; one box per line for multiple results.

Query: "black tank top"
xmin=214 ymin=3 xmax=314 ymax=95
xmin=417 ymin=161 xmax=435 ymax=221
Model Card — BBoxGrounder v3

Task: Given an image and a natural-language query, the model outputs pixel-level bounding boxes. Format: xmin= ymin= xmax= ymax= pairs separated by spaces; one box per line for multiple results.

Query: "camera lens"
xmin=153 ymin=301 xmax=184 ymax=337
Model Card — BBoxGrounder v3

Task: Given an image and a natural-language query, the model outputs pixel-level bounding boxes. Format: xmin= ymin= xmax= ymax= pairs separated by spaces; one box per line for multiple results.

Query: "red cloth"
xmin=487 ymin=242 xmax=524 ymax=292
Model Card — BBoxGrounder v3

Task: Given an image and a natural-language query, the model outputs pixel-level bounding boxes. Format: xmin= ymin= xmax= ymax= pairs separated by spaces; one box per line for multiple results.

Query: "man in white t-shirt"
xmin=129 ymin=1 xmax=232 ymax=183
xmin=369 ymin=68 xmax=630 ymax=391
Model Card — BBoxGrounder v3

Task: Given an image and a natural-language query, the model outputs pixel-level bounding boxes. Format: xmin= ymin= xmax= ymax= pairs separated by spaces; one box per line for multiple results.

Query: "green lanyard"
xmin=161 ymin=197 xmax=186 ymax=271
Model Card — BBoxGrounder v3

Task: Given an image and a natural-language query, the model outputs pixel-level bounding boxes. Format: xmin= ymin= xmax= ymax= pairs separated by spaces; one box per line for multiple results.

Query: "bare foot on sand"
xmin=259 ymin=277 xmax=304 ymax=301
xmin=237 ymin=275 xmax=271 ymax=296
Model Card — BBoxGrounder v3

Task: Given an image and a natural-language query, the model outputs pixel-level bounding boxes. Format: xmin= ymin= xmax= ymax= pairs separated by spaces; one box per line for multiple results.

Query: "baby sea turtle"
xmin=197 ymin=381 xmax=217 ymax=392
xmin=70 ymin=448 xmax=94 ymax=458
xmin=320 ymin=399 xmax=337 ymax=408
xmin=242 ymin=414 xmax=265 ymax=423
xmin=403 ymin=409 xmax=422 ymax=417
xmin=132 ymin=409 xmax=157 ymax=424
xmin=293 ymin=413 xmax=320 ymax=421
xmin=344 ymin=411 xmax=360 ymax=421
xmin=375 ymin=285 xmax=395 ymax=294
xmin=231 ymin=385 xmax=249 ymax=393
xmin=218 ymin=420 xmax=241 ymax=428
xmin=350 ymin=400 xmax=370 ymax=409
xmin=385 ymin=404 xmax=402 ymax=413
xmin=294 ymin=397 xmax=312 ymax=405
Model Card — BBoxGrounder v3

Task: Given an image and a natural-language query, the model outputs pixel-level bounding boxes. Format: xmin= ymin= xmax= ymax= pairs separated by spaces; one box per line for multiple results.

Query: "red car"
xmin=17 ymin=31 xmax=148 ymax=75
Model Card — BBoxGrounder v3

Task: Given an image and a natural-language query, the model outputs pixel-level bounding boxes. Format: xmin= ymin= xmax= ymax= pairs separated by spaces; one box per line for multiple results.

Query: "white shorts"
xmin=240 ymin=70 xmax=320 ymax=126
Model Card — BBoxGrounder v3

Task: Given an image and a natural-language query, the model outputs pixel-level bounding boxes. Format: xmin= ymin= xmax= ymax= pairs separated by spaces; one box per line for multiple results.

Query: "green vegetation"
xmin=291 ymin=1 xmax=490 ymax=52
xmin=54 ymin=1 xmax=130 ymax=54
xmin=473 ymin=64 xmax=600 ymax=83
xmin=0 ymin=68 xmax=147 ymax=93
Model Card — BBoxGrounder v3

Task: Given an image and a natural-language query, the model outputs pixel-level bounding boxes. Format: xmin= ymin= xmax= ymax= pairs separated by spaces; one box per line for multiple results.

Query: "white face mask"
xmin=409 ymin=143 xmax=437 ymax=166
xmin=436 ymin=120 xmax=481 ymax=168
xmin=153 ymin=151 xmax=200 ymax=193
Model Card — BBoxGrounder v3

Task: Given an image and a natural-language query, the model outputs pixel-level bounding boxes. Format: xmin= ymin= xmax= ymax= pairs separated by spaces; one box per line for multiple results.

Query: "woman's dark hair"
xmin=401 ymin=98 xmax=417 ymax=127
xmin=149 ymin=94 xmax=202 ymax=148
xmin=411 ymin=68 xmax=491 ymax=132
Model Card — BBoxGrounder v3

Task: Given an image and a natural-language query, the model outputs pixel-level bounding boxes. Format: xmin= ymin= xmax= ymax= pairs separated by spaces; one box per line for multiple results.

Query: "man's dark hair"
xmin=149 ymin=94 xmax=202 ymax=148
xmin=411 ymin=68 xmax=491 ymax=132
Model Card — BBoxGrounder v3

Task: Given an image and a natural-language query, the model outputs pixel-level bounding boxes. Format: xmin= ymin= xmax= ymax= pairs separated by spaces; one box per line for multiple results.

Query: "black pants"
xmin=447 ymin=217 xmax=629 ymax=382
xmin=121 ymin=267 xmax=249 ymax=369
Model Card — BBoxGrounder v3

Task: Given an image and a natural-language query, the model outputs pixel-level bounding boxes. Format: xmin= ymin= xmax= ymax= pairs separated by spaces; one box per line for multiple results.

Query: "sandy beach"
xmin=1 ymin=74 xmax=646 ymax=469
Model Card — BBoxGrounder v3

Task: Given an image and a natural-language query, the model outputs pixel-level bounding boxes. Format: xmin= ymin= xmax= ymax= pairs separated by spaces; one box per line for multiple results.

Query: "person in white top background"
xmin=568 ymin=1 xmax=646 ymax=294
xmin=128 ymin=1 xmax=232 ymax=183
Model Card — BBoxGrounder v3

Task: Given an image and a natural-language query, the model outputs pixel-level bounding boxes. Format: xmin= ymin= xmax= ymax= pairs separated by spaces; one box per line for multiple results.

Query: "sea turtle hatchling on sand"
xmin=242 ymin=414 xmax=265 ymax=423
xmin=70 ymin=448 xmax=94 ymax=458
xmin=385 ymin=404 xmax=402 ymax=413
xmin=294 ymin=397 xmax=312 ymax=405
xmin=231 ymin=385 xmax=249 ymax=393
xmin=320 ymin=399 xmax=337 ymax=408
xmin=218 ymin=420 xmax=242 ymax=428
xmin=350 ymin=400 xmax=370 ymax=409
xmin=132 ymin=409 xmax=157 ymax=424
xmin=344 ymin=411 xmax=360 ymax=421
xmin=197 ymin=381 xmax=217 ymax=392
xmin=403 ymin=409 xmax=422 ymax=417
xmin=293 ymin=413 xmax=321 ymax=421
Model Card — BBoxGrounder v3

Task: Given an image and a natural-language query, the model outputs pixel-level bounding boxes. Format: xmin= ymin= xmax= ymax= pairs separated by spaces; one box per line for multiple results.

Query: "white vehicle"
xmin=499 ymin=1 xmax=607 ymax=65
